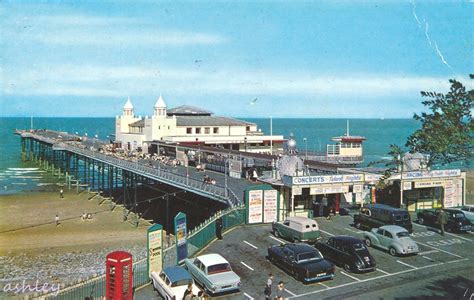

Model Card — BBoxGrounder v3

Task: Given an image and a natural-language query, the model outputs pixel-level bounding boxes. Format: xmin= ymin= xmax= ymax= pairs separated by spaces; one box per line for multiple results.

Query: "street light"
xmin=303 ymin=137 xmax=307 ymax=159
xmin=244 ymin=137 xmax=247 ymax=152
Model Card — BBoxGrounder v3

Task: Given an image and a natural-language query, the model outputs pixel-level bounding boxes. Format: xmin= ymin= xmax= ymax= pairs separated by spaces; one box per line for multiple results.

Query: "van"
xmin=353 ymin=204 xmax=413 ymax=233
xmin=272 ymin=216 xmax=320 ymax=243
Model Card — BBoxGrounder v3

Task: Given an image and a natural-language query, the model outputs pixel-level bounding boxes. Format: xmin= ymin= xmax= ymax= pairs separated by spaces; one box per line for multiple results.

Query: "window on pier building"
xmin=213 ymin=127 xmax=219 ymax=134
xmin=186 ymin=128 xmax=192 ymax=134
xmin=196 ymin=127 xmax=201 ymax=134
xmin=205 ymin=127 xmax=210 ymax=134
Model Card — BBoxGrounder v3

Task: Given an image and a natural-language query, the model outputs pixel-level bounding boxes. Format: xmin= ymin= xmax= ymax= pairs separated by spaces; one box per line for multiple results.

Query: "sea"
xmin=0 ymin=117 xmax=468 ymax=195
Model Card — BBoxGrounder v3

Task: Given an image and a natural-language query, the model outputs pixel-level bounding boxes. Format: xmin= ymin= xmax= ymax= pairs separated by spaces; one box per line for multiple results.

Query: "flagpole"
xmin=270 ymin=116 xmax=273 ymax=155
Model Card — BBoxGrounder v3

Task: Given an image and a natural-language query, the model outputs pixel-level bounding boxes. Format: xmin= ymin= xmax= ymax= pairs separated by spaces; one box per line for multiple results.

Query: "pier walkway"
xmin=16 ymin=130 xmax=253 ymax=206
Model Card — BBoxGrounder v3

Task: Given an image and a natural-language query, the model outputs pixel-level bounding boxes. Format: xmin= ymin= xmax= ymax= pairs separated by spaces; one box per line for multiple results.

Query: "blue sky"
xmin=0 ymin=1 xmax=472 ymax=118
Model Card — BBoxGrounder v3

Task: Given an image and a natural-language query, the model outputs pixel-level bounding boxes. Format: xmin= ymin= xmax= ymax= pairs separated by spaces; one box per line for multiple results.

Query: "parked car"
xmin=353 ymin=204 xmax=413 ymax=233
xmin=417 ymin=208 xmax=472 ymax=233
xmin=267 ymin=243 xmax=335 ymax=283
xmin=151 ymin=266 xmax=200 ymax=300
xmin=272 ymin=216 xmax=320 ymax=243
xmin=364 ymin=225 xmax=419 ymax=256
xmin=183 ymin=253 xmax=241 ymax=295
xmin=314 ymin=236 xmax=376 ymax=273
xmin=459 ymin=206 xmax=474 ymax=224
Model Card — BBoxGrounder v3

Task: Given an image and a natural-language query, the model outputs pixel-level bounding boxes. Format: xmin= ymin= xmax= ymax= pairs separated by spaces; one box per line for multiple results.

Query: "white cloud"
xmin=3 ymin=64 xmax=466 ymax=99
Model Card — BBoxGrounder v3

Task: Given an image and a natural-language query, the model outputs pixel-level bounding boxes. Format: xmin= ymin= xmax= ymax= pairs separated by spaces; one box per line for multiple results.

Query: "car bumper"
xmin=356 ymin=266 xmax=376 ymax=272
xmin=211 ymin=284 xmax=240 ymax=294
xmin=303 ymin=273 xmax=334 ymax=282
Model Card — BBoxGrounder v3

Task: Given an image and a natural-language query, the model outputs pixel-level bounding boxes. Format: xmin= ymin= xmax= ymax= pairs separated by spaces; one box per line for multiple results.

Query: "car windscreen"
xmin=171 ymin=279 xmax=193 ymax=287
xmin=297 ymin=251 xmax=322 ymax=262
xmin=396 ymin=231 xmax=410 ymax=238
xmin=207 ymin=263 xmax=231 ymax=275
xmin=394 ymin=214 xmax=410 ymax=223
xmin=353 ymin=243 xmax=367 ymax=251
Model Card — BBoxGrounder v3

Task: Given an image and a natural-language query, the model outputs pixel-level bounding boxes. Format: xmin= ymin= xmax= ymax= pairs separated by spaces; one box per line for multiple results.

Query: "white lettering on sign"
xmin=248 ymin=190 xmax=263 ymax=224
xmin=414 ymin=181 xmax=445 ymax=188
xmin=263 ymin=190 xmax=278 ymax=223
xmin=292 ymin=174 xmax=364 ymax=185
xmin=405 ymin=169 xmax=461 ymax=179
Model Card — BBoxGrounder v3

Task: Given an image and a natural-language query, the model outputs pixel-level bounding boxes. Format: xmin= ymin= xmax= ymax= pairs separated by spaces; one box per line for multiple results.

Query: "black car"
xmin=353 ymin=204 xmax=413 ymax=233
xmin=314 ymin=236 xmax=376 ymax=273
xmin=417 ymin=208 xmax=472 ymax=233
xmin=267 ymin=243 xmax=335 ymax=283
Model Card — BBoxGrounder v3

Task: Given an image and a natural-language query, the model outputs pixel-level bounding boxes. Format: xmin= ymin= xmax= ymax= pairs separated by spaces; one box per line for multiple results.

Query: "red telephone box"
xmin=106 ymin=251 xmax=133 ymax=300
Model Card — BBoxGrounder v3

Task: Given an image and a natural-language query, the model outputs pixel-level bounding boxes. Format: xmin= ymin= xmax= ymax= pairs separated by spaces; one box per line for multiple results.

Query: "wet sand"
xmin=0 ymin=190 xmax=149 ymax=297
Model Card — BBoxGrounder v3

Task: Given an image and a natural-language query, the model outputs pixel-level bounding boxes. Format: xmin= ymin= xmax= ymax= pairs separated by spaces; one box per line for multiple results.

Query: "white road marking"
xmin=344 ymin=228 xmax=363 ymax=234
xmin=318 ymin=282 xmax=330 ymax=289
xmin=376 ymin=268 xmax=391 ymax=275
xmin=446 ymin=258 xmax=469 ymax=264
xmin=415 ymin=240 xmax=463 ymax=258
xmin=288 ymin=261 xmax=447 ymax=299
xmin=240 ymin=261 xmax=254 ymax=271
xmin=422 ymin=256 xmax=435 ymax=262
xmin=396 ymin=260 xmax=418 ymax=269
xmin=418 ymin=250 xmax=439 ymax=255
xmin=243 ymin=240 xmax=258 ymax=249
xmin=269 ymin=235 xmax=286 ymax=244
xmin=319 ymin=229 xmax=335 ymax=236
xmin=285 ymin=288 xmax=297 ymax=296
xmin=340 ymin=271 xmax=361 ymax=281
xmin=243 ymin=292 xmax=254 ymax=299
xmin=412 ymin=223 xmax=473 ymax=242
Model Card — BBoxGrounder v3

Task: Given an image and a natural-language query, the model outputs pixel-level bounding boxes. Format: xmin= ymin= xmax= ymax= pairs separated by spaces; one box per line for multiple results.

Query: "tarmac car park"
xmin=140 ymin=211 xmax=474 ymax=300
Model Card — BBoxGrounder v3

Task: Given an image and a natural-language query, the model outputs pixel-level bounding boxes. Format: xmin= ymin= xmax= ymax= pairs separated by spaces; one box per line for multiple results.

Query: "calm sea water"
xmin=0 ymin=117 xmax=464 ymax=195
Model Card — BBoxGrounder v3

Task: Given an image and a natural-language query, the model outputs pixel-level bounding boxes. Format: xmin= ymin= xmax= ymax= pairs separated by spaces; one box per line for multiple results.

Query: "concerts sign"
xmin=174 ymin=212 xmax=188 ymax=264
xmin=147 ymin=224 xmax=163 ymax=277
xmin=291 ymin=174 xmax=364 ymax=186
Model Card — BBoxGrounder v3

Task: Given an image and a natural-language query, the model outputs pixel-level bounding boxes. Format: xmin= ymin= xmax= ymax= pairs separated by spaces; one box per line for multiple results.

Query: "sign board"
xmin=174 ymin=212 xmax=188 ymax=264
xmin=263 ymin=190 xmax=278 ymax=223
xmin=310 ymin=185 xmax=349 ymax=195
xmin=229 ymin=159 xmax=242 ymax=179
xmin=403 ymin=181 xmax=412 ymax=190
xmin=353 ymin=184 xmax=363 ymax=193
xmin=444 ymin=180 xmax=454 ymax=208
xmin=248 ymin=190 xmax=263 ymax=224
xmin=365 ymin=174 xmax=382 ymax=182
xmin=147 ymin=224 xmax=163 ymax=277
xmin=291 ymin=174 xmax=364 ymax=186
xmin=414 ymin=181 xmax=445 ymax=188
xmin=404 ymin=169 xmax=461 ymax=179
xmin=292 ymin=186 xmax=302 ymax=195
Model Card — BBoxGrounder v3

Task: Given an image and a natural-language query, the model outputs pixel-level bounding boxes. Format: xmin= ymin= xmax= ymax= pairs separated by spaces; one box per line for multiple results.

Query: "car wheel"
xmin=355 ymin=222 xmax=362 ymax=229
xmin=418 ymin=217 xmax=424 ymax=225
xmin=344 ymin=264 xmax=352 ymax=272
xmin=365 ymin=238 xmax=372 ymax=247
xmin=389 ymin=247 xmax=397 ymax=256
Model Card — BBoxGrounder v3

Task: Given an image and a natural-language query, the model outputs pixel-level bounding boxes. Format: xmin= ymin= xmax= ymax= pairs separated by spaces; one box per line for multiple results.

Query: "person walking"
xmin=60 ymin=189 xmax=64 ymax=198
xmin=55 ymin=214 xmax=60 ymax=226
xmin=437 ymin=209 xmax=448 ymax=236
xmin=264 ymin=273 xmax=274 ymax=299
xmin=275 ymin=281 xmax=284 ymax=300
xmin=182 ymin=282 xmax=194 ymax=300
xmin=215 ymin=217 xmax=223 ymax=240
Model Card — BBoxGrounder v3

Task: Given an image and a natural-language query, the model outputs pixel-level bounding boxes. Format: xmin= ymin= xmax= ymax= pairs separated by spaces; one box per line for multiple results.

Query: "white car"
xmin=460 ymin=206 xmax=474 ymax=224
xmin=184 ymin=253 xmax=241 ymax=295
xmin=151 ymin=266 xmax=200 ymax=300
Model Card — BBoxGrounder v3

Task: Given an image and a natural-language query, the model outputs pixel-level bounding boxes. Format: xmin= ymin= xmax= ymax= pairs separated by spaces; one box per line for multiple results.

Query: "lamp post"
xmin=244 ymin=137 xmax=247 ymax=152
xmin=303 ymin=137 xmax=307 ymax=159
xmin=398 ymin=154 xmax=404 ymax=208
xmin=196 ymin=138 xmax=200 ymax=165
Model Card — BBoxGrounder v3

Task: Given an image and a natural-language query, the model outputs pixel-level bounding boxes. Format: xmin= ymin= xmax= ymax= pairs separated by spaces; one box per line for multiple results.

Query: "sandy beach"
xmin=0 ymin=190 xmax=149 ymax=298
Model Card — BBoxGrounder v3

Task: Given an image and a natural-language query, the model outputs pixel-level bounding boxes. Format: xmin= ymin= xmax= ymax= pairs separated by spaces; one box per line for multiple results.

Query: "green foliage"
xmin=406 ymin=79 xmax=473 ymax=167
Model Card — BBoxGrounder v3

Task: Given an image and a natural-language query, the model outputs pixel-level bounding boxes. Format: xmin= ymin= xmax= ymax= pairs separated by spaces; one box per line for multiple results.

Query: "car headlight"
xmin=211 ymin=285 xmax=217 ymax=291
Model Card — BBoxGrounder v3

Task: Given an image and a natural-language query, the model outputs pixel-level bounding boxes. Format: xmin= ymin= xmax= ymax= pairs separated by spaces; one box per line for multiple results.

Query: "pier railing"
xmin=19 ymin=131 xmax=241 ymax=206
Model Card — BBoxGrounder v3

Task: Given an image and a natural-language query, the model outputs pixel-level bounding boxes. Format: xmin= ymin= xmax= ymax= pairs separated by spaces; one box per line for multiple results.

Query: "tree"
xmin=406 ymin=78 xmax=473 ymax=167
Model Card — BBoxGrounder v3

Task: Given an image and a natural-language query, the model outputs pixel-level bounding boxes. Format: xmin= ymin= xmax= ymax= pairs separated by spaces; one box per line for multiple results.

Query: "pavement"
xmin=136 ymin=213 xmax=474 ymax=300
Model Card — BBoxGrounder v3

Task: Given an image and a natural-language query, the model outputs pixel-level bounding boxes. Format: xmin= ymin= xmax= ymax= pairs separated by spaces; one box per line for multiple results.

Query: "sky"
xmin=0 ymin=1 xmax=472 ymax=118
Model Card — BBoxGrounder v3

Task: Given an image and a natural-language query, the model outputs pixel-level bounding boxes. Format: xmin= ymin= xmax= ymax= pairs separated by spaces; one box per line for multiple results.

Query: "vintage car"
xmin=314 ymin=236 xmax=376 ymax=273
xmin=184 ymin=253 xmax=241 ymax=295
xmin=354 ymin=204 xmax=413 ymax=233
xmin=151 ymin=266 xmax=200 ymax=300
xmin=364 ymin=225 xmax=419 ymax=256
xmin=267 ymin=243 xmax=335 ymax=283
xmin=417 ymin=208 xmax=472 ymax=233
xmin=272 ymin=216 xmax=320 ymax=243
xmin=459 ymin=206 xmax=474 ymax=224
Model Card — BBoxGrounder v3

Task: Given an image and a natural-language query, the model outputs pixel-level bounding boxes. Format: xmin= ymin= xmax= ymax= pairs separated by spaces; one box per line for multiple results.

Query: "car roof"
xmin=163 ymin=266 xmax=192 ymax=283
xmin=284 ymin=243 xmax=317 ymax=254
xmin=328 ymin=235 xmax=363 ymax=244
xmin=379 ymin=225 xmax=408 ymax=233
xmin=286 ymin=216 xmax=315 ymax=223
xmin=197 ymin=253 xmax=228 ymax=266
xmin=366 ymin=204 xmax=407 ymax=213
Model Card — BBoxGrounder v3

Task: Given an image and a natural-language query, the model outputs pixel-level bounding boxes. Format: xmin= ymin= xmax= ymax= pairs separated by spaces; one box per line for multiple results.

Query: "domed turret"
xmin=123 ymin=97 xmax=134 ymax=116
xmin=154 ymin=94 xmax=167 ymax=117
